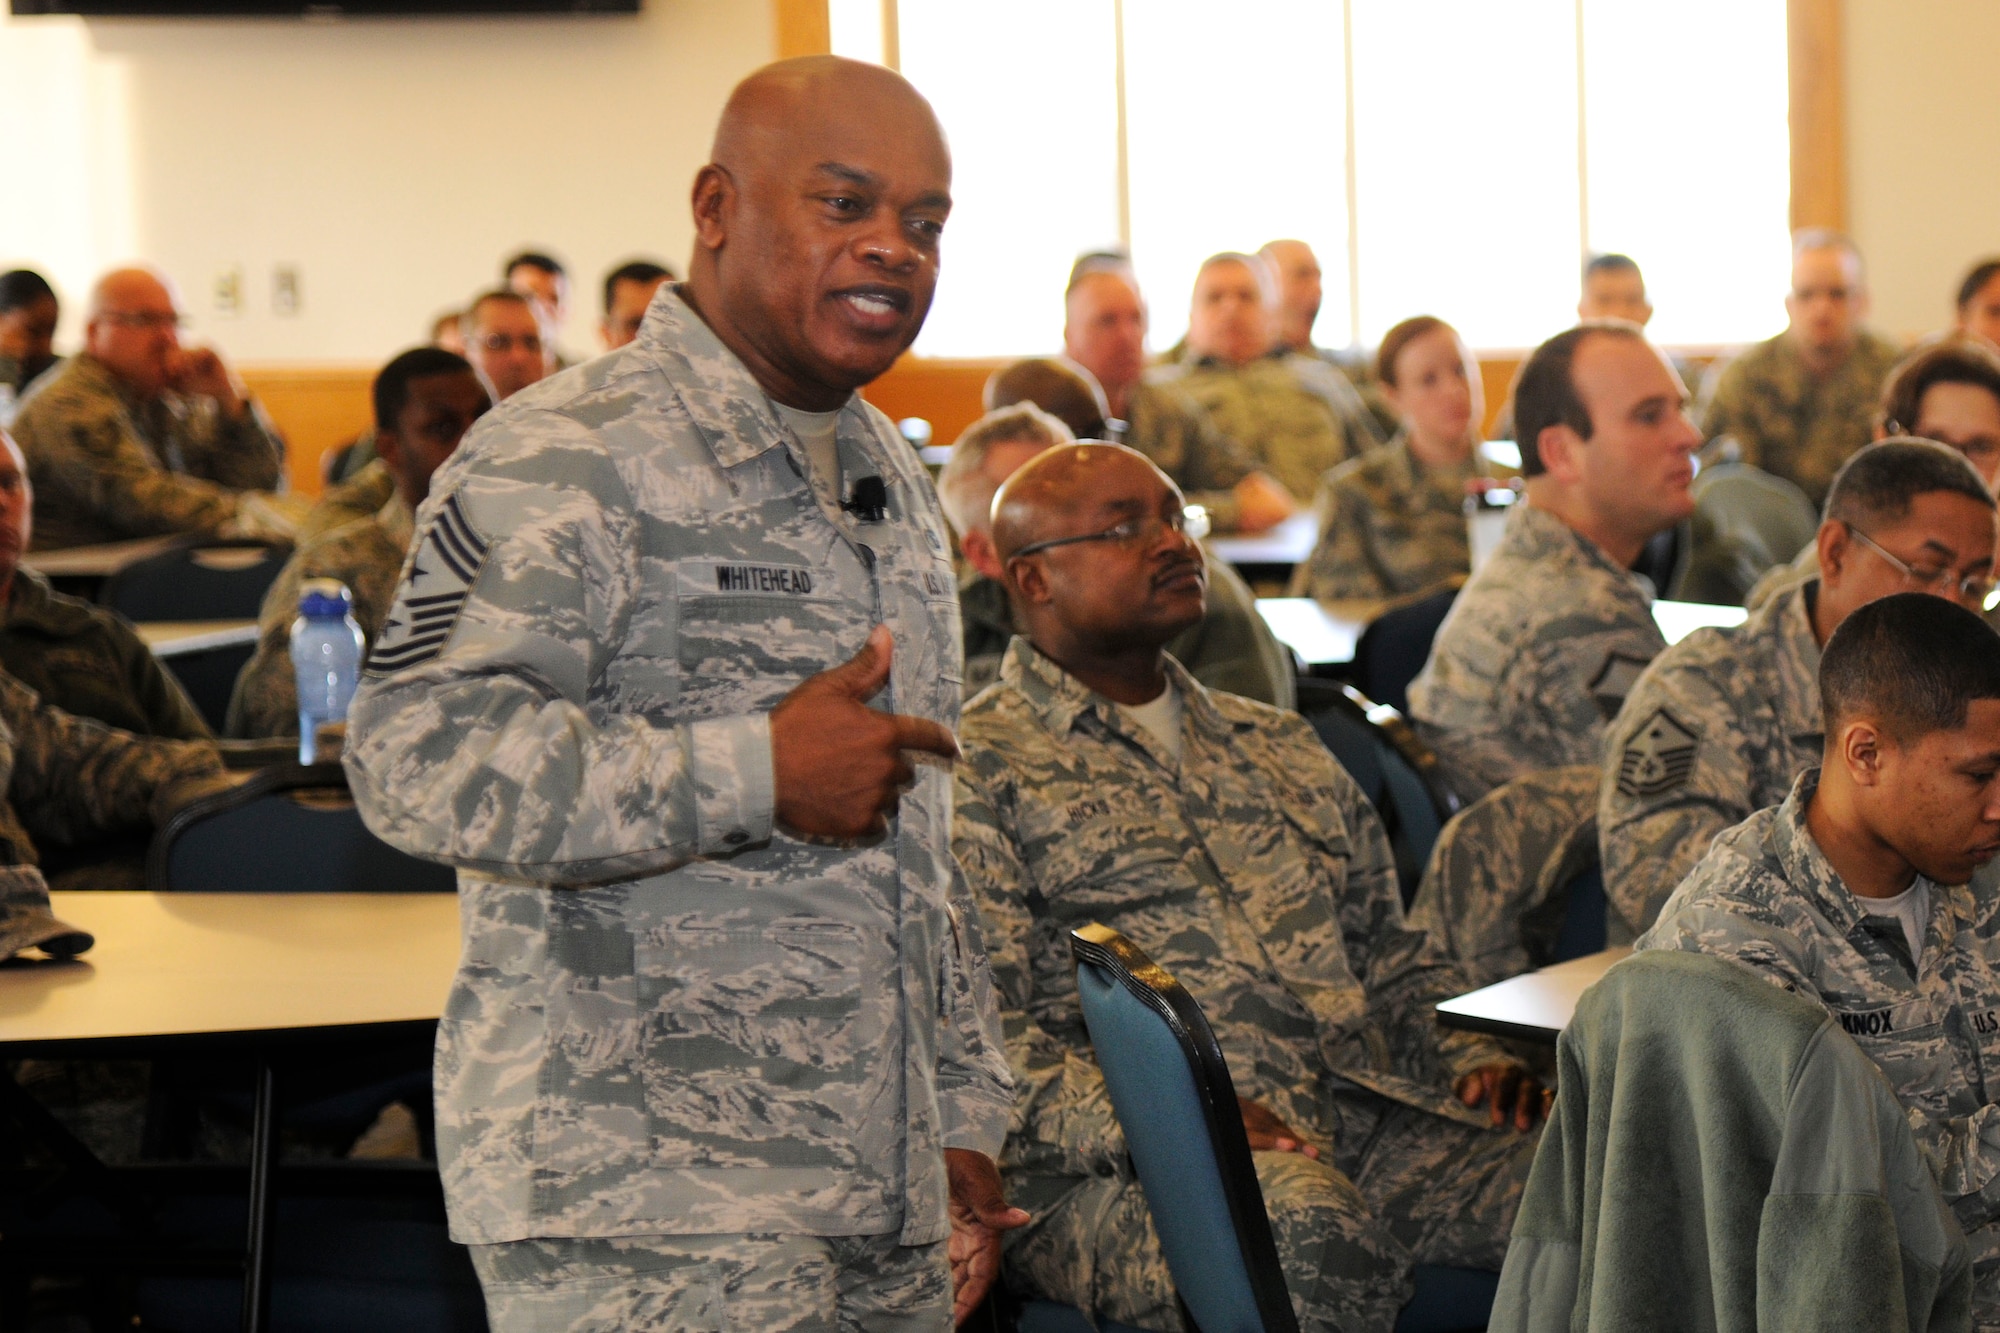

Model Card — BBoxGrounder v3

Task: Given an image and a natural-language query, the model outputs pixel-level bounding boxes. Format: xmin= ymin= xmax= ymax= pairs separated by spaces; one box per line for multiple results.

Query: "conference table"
xmin=137 ymin=619 xmax=261 ymax=659
xmin=1256 ymin=597 xmax=1749 ymax=671
xmin=0 ymin=891 xmax=461 ymax=1333
xmin=1434 ymin=948 xmax=1631 ymax=1044
xmin=21 ymin=536 xmax=184 ymax=583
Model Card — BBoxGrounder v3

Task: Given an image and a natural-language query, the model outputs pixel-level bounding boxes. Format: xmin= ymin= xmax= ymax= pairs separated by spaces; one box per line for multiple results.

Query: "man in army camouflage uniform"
xmin=957 ymin=441 xmax=1543 ymax=1333
xmin=344 ymin=58 xmax=1020 ymax=1331
xmin=1603 ymin=439 xmax=1998 ymax=935
xmin=226 ymin=348 xmax=489 ymax=738
xmin=1700 ymin=231 xmax=1902 ymax=507
xmin=1061 ymin=259 xmax=1294 ymax=533
xmin=1147 ymin=251 xmax=1385 ymax=504
xmin=1639 ymin=593 xmax=2000 ymax=1327
xmin=10 ymin=267 xmax=304 ymax=551
xmin=1409 ymin=323 xmax=1700 ymax=803
xmin=936 ymin=402 xmax=1296 ymax=708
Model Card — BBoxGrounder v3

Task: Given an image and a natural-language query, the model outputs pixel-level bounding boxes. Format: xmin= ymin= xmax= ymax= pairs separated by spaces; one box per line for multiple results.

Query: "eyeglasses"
xmin=475 ymin=333 xmax=543 ymax=354
xmin=100 ymin=311 xmax=185 ymax=332
xmin=1848 ymin=523 xmax=1999 ymax=604
xmin=1009 ymin=505 xmax=1209 ymax=560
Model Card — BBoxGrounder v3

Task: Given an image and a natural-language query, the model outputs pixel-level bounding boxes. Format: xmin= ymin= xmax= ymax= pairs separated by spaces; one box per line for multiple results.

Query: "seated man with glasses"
xmin=955 ymin=440 xmax=1543 ymax=1333
xmin=459 ymin=289 xmax=550 ymax=405
xmin=1602 ymin=437 xmax=1999 ymax=935
xmin=9 ymin=266 xmax=300 ymax=551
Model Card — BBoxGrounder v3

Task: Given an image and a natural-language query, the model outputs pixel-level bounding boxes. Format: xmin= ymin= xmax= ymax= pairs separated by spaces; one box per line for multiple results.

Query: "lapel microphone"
xmin=842 ymin=475 xmax=888 ymax=522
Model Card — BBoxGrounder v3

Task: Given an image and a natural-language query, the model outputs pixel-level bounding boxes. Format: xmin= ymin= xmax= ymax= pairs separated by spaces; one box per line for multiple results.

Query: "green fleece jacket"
xmin=1492 ymin=951 xmax=1971 ymax=1333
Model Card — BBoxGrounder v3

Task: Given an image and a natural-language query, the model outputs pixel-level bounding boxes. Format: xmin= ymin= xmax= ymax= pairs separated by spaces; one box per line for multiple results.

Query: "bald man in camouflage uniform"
xmin=1637 ymin=595 xmax=2000 ymax=1327
xmin=1601 ymin=440 xmax=2000 ymax=936
xmin=344 ymin=59 xmax=1020 ymax=1332
xmin=958 ymin=442 xmax=1541 ymax=1333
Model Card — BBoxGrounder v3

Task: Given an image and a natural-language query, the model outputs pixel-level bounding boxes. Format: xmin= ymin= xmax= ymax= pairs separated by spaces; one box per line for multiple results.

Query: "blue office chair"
xmin=1550 ymin=866 xmax=1608 ymax=963
xmin=1294 ymin=679 xmax=1460 ymax=904
xmin=1351 ymin=587 xmax=1458 ymax=715
xmin=1068 ymin=924 xmax=1499 ymax=1333
xmin=147 ymin=763 xmax=456 ymax=894
xmin=98 ymin=538 xmax=291 ymax=622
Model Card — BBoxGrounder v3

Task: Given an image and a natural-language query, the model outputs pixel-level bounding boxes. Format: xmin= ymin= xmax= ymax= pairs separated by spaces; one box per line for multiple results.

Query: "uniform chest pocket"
xmin=1831 ymin=996 xmax=1948 ymax=1100
xmin=634 ymin=921 xmax=869 ymax=1170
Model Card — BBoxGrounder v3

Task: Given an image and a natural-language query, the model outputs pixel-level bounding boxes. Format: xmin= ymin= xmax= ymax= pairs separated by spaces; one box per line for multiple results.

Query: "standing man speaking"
xmin=346 ymin=58 xmax=1021 ymax=1330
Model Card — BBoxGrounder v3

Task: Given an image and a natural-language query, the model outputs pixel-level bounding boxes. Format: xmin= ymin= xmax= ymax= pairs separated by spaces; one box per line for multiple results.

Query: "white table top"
xmin=21 ymin=536 xmax=183 ymax=580
xmin=1652 ymin=599 xmax=1749 ymax=645
xmin=1434 ymin=948 xmax=1630 ymax=1043
xmin=1256 ymin=596 xmax=1750 ymax=669
xmin=1207 ymin=511 xmax=1319 ymax=569
xmin=0 ymin=891 xmax=460 ymax=1054
xmin=136 ymin=619 xmax=261 ymax=658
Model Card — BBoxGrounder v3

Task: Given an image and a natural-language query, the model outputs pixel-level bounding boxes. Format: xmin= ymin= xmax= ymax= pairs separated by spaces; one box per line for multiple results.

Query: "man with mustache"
xmin=955 ymin=441 xmax=1543 ymax=1333
xmin=1639 ymin=593 xmax=2000 ymax=1326
xmin=343 ymin=57 xmax=1018 ymax=1332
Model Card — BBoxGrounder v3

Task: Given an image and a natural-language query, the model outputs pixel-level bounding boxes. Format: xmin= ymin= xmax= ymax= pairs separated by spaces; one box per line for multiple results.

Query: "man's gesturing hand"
xmin=945 ymin=1147 xmax=1030 ymax=1324
xmin=771 ymin=625 xmax=959 ymax=839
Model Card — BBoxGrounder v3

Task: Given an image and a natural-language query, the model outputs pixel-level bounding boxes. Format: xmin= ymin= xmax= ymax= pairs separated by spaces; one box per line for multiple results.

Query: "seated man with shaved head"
xmin=10 ymin=266 xmax=298 ymax=550
xmin=938 ymin=402 xmax=1295 ymax=707
xmin=955 ymin=440 xmax=1543 ymax=1333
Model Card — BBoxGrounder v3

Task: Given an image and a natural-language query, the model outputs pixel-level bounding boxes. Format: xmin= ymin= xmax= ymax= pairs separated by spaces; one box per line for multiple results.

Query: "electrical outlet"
xmin=272 ymin=265 xmax=301 ymax=317
xmin=213 ymin=266 xmax=242 ymax=318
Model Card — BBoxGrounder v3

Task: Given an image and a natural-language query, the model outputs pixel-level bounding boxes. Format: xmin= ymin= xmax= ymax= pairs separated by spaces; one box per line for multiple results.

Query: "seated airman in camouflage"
xmin=1604 ymin=439 xmax=1998 ymax=935
xmin=1061 ymin=257 xmax=1294 ymax=533
xmin=937 ymin=403 xmax=1295 ymax=708
xmin=9 ymin=267 xmax=300 ymax=551
xmin=1408 ymin=323 xmax=1699 ymax=804
xmin=955 ymin=441 xmax=1544 ymax=1333
xmin=1292 ymin=316 xmax=1516 ymax=619
xmin=226 ymin=348 xmax=488 ymax=737
xmin=1147 ymin=251 xmax=1384 ymax=504
xmin=1639 ymin=594 xmax=2000 ymax=1326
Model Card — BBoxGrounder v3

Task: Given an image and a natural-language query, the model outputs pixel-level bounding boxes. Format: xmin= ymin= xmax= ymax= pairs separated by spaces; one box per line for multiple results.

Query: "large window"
xmin=829 ymin=0 xmax=1791 ymax=356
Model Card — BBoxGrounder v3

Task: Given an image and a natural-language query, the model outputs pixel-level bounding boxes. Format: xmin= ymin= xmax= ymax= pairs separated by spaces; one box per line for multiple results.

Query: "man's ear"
xmin=960 ymin=529 xmax=1004 ymax=582
xmin=690 ymin=164 xmax=734 ymax=252
xmin=1818 ymin=519 xmax=1850 ymax=582
xmin=1006 ymin=555 xmax=1051 ymax=608
xmin=1839 ymin=718 xmax=1887 ymax=788
xmin=372 ymin=426 xmax=404 ymax=473
xmin=1535 ymin=423 xmax=1582 ymax=483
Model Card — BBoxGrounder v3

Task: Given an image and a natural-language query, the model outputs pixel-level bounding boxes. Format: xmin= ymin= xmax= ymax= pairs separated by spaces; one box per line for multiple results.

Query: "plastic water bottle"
xmin=291 ymin=578 xmax=365 ymax=765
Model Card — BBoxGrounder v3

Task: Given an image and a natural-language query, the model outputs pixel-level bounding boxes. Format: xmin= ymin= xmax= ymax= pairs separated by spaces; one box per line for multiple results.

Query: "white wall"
xmin=0 ymin=0 xmax=773 ymax=363
xmin=1845 ymin=0 xmax=2000 ymax=341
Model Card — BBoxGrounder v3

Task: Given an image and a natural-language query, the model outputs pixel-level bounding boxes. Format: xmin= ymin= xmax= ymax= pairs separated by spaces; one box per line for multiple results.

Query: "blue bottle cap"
xmin=297 ymin=578 xmax=353 ymax=618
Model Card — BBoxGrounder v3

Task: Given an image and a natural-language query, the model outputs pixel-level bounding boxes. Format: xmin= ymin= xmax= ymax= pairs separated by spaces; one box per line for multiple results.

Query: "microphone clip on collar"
xmin=842 ymin=475 xmax=889 ymax=522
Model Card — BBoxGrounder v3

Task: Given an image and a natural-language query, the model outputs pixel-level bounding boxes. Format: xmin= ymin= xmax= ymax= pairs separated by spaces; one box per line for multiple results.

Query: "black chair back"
xmin=1351 ymin=586 xmax=1458 ymax=714
xmin=1294 ymin=679 xmax=1460 ymax=904
xmin=99 ymin=539 xmax=290 ymax=622
xmin=148 ymin=763 xmax=455 ymax=894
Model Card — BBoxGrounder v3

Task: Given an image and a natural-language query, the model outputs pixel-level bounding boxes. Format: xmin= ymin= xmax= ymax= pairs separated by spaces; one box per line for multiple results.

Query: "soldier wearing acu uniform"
xmin=957 ymin=443 xmax=1543 ymax=1333
xmin=227 ymin=349 xmax=489 ymax=738
xmin=10 ymin=267 xmax=301 ymax=551
xmin=343 ymin=58 xmax=1020 ymax=1332
xmin=1638 ymin=595 xmax=2000 ymax=1328
xmin=1408 ymin=324 xmax=1699 ymax=803
xmin=1147 ymin=252 xmax=1383 ymax=505
xmin=1602 ymin=439 xmax=1999 ymax=935
xmin=1700 ymin=231 xmax=1902 ymax=507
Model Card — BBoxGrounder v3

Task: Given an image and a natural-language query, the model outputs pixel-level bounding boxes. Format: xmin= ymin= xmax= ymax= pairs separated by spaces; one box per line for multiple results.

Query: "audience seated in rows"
xmin=1749 ymin=335 xmax=2000 ymax=610
xmin=226 ymin=348 xmax=490 ymax=738
xmin=1292 ymin=315 xmax=1515 ymax=619
xmin=10 ymin=267 xmax=301 ymax=551
xmin=600 ymin=258 xmax=675 ymax=351
xmin=935 ymin=403 xmax=1295 ymax=708
xmin=1958 ymin=257 xmax=2000 ymax=349
xmin=502 ymin=249 xmax=573 ymax=371
xmin=954 ymin=441 xmax=1540 ymax=1333
xmin=1602 ymin=438 xmax=1996 ymax=935
xmin=1062 ymin=257 xmax=1292 ymax=533
xmin=1637 ymin=592 xmax=2000 ymax=1328
xmin=1700 ymin=230 xmax=1902 ymax=506
xmin=1148 ymin=249 xmax=1384 ymax=503
xmin=1409 ymin=323 xmax=1699 ymax=804
xmin=0 ymin=268 xmax=62 ymax=405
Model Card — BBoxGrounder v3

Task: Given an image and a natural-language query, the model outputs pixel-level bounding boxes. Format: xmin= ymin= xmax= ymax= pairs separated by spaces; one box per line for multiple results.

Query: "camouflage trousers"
xmin=468 ymin=1231 xmax=952 ymax=1333
xmin=1004 ymin=1101 xmax=1538 ymax=1333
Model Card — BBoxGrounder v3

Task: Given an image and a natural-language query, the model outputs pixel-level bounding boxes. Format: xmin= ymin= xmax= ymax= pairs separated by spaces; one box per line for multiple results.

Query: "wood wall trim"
xmin=1788 ymin=0 xmax=1846 ymax=232
xmin=773 ymin=0 xmax=831 ymax=60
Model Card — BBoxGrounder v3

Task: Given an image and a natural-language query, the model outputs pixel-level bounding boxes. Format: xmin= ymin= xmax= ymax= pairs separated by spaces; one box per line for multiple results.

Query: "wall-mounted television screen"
xmin=11 ymin=1 xmax=637 ymax=13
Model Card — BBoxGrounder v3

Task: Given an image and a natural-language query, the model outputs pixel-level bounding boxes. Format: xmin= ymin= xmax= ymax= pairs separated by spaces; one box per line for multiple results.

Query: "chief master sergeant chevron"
xmin=343 ymin=57 xmax=1022 ymax=1332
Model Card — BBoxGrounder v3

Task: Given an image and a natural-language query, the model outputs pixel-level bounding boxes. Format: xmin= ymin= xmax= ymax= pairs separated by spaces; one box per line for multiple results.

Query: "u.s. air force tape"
xmin=1616 ymin=707 xmax=1699 ymax=799
xmin=365 ymin=492 xmax=489 ymax=677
